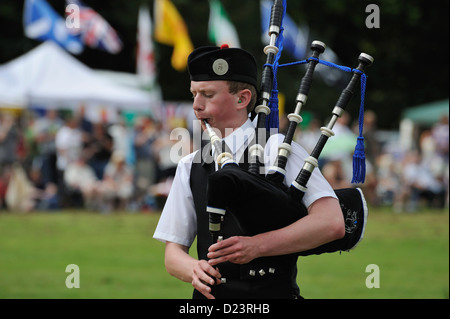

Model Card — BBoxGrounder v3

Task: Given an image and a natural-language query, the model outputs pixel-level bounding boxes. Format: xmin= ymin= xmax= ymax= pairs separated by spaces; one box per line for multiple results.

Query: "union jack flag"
xmin=66 ymin=0 xmax=122 ymax=54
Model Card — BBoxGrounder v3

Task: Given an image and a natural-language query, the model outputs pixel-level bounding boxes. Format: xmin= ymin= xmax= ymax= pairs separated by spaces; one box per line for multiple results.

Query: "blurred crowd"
xmin=1 ymin=108 xmax=448 ymax=213
xmin=292 ymin=110 xmax=449 ymax=213
xmin=0 ymin=108 xmax=190 ymax=213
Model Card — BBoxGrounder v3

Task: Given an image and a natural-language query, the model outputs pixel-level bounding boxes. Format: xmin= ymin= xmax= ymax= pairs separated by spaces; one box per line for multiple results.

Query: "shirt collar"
xmin=223 ymin=118 xmax=255 ymax=156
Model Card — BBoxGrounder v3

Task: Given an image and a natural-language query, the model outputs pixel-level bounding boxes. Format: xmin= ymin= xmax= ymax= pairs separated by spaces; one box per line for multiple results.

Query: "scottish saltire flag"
xmin=136 ymin=5 xmax=157 ymax=89
xmin=23 ymin=0 xmax=83 ymax=54
xmin=66 ymin=0 xmax=123 ymax=54
xmin=208 ymin=0 xmax=240 ymax=48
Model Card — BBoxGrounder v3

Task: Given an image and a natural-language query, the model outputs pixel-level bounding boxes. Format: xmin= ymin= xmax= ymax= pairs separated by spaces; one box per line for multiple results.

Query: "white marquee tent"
xmin=0 ymin=41 xmax=160 ymax=119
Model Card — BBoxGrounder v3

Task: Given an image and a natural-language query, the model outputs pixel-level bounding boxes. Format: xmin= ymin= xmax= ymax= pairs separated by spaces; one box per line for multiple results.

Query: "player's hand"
xmin=191 ymin=259 xmax=221 ymax=299
xmin=207 ymin=236 xmax=259 ymax=266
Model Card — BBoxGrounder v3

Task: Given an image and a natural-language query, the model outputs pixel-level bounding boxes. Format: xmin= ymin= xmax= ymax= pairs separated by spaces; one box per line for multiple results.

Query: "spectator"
xmin=321 ymin=159 xmax=352 ymax=190
xmin=361 ymin=110 xmax=381 ymax=169
xmin=99 ymin=151 xmax=134 ymax=212
xmin=430 ymin=115 xmax=449 ymax=207
xmin=0 ymin=166 xmax=11 ymax=209
xmin=0 ymin=113 xmax=19 ymax=166
xmin=32 ymin=109 xmax=63 ymax=186
xmin=108 ymin=117 xmax=132 ymax=164
xmin=376 ymin=153 xmax=402 ymax=207
xmin=431 ymin=115 xmax=449 ymax=161
xmin=399 ymin=151 xmax=446 ymax=211
xmin=4 ymin=162 xmax=36 ymax=212
xmin=334 ymin=111 xmax=354 ymax=137
xmin=0 ymin=113 xmax=19 ymax=209
xmin=149 ymin=120 xmax=193 ymax=209
xmin=84 ymin=122 xmax=113 ymax=180
xmin=133 ymin=116 xmax=159 ymax=201
xmin=76 ymin=104 xmax=93 ymax=135
xmin=28 ymin=159 xmax=59 ymax=210
xmin=64 ymin=153 xmax=101 ymax=210
xmin=294 ymin=117 xmax=321 ymax=154
xmin=55 ymin=113 xmax=83 ymax=207
xmin=21 ymin=111 xmax=39 ymax=171
xmin=153 ymin=119 xmax=184 ymax=184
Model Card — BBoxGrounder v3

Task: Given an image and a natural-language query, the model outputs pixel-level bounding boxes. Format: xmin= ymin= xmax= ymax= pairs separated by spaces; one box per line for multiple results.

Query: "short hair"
xmin=227 ymin=81 xmax=258 ymax=114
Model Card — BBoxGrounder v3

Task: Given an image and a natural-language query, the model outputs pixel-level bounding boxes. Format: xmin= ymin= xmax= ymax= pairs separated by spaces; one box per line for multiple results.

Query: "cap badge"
xmin=212 ymin=58 xmax=229 ymax=76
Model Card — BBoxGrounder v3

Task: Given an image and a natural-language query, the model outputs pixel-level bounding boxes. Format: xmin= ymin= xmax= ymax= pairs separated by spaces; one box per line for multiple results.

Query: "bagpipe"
xmin=204 ymin=0 xmax=372 ymax=257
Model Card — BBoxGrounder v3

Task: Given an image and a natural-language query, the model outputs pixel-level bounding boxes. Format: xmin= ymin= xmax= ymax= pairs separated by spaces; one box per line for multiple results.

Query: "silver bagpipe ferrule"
xmin=204 ymin=121 xmax=235 ymax=169
xmin=289 ymin=52 xmax=374 ymax=201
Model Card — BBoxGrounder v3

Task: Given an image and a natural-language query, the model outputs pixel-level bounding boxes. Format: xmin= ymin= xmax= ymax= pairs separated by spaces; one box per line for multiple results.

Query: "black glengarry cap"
xmin=187 ymin=44 xmax=257 ymax=88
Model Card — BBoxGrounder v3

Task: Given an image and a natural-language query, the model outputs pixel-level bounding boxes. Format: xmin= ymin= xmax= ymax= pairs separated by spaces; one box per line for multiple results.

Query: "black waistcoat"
xmin=189 ymin=142 xmax=300 ymax=299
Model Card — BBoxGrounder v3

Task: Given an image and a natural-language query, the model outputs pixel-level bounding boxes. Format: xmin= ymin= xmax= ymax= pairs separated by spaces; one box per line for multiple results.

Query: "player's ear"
xmin=236 ymin=89 xmax=251 ymax=110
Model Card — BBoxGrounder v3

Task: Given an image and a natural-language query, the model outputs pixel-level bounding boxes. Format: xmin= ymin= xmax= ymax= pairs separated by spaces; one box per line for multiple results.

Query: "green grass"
xmin=0 ymin=207 xmax=448 ymax=299
xmin=298 ymin=207 xmax=449 ymax=299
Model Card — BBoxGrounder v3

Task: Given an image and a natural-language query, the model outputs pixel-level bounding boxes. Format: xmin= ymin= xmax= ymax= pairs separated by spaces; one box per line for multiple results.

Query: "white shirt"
xmin=55 ymin=126 xmax=83 ymax=170
xmin=64 ymin=161 xmax=98 ymax=189
xmin=153 ymin=119 xmax=337 ymax=247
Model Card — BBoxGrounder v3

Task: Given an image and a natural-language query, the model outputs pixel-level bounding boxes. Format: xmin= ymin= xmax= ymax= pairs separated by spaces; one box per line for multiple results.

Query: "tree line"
xmin=0 ymin=0 xmax=448 ymax=129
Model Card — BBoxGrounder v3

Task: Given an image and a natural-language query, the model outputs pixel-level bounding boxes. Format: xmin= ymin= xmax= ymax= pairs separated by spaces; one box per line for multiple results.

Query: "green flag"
xmin=208 ymin=0 xmax=241 ymax=48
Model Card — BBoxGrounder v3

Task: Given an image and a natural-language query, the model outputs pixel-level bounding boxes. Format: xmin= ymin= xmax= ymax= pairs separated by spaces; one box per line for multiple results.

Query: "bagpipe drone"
xmin=204 ymin=0 xmax=372 ymax=260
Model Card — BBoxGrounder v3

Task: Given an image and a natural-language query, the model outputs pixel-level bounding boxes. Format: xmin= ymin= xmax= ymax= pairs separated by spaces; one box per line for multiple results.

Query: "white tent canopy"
xmin=0 ymin=41 xmax=160 ymax=114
